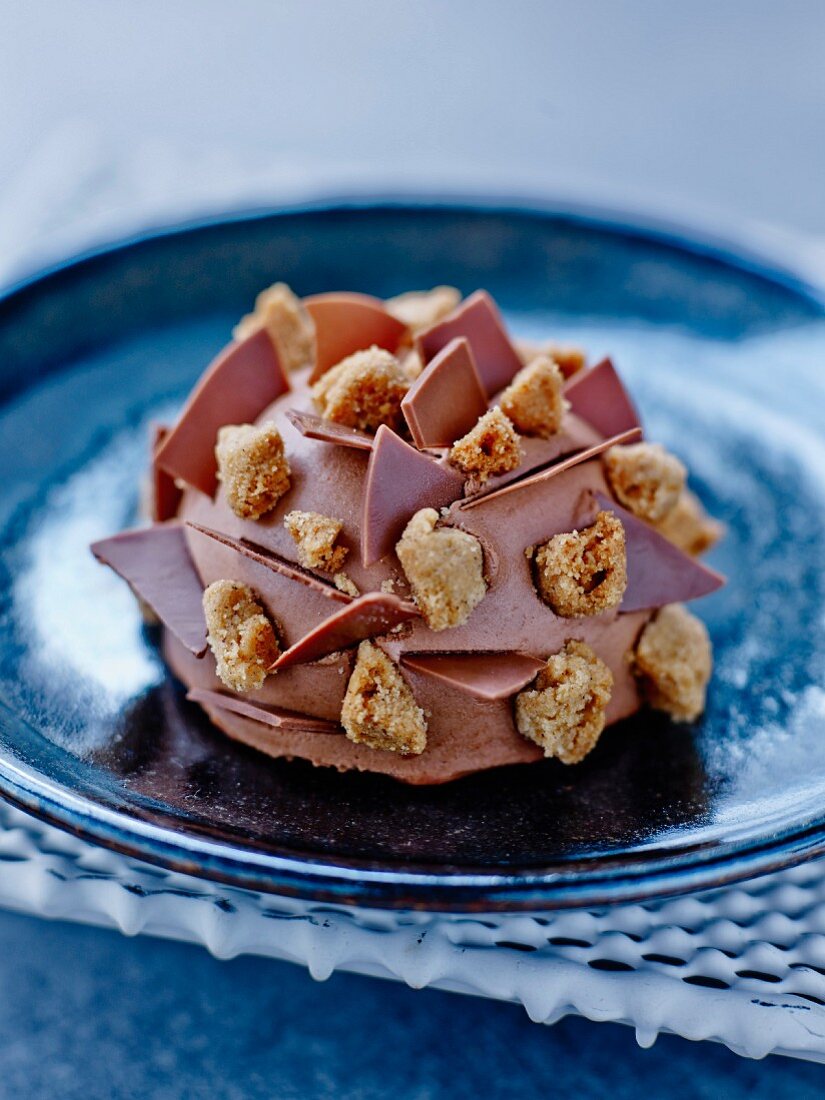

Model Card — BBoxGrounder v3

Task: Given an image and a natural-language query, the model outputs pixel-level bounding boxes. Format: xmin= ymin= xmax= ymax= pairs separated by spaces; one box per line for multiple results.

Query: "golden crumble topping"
xmin=633 ymin=603 xmax=712 ymax=722
xmin=215 ymin=422 xmax=291 ymax=520
xmin=333 ymin=573 xmax=360 ymax=597
xmin=499 ymin=355 xmax=569 ymax=438
xmin=284 ymin=510 xmax=348 ymax=573
xmin=385 ymin=286 xmax=461 ymax=332
xmin=396 ymin=508 xmax=487 ymax=631
xmin=232 ymin=282 xmax=315 ymax=372
xmin=515 ymin=340 xmax=586 ymax=379
xmin=515 ymin=640 xmax=613 ymax=763
xmin=448 ymin=406 xmax=522 ymax=484
xmin=654 ymin=488 xmax=723 ymax=557
xmin=202 ymin=580 xmax=281 ymax=692
xmin=603 ymin=442 xmax=686 ymax=524
xmin=533 ymin=510 xmax=627 ymax=617
xmin=311 ymin=346 xmax=409 ymax=433
xmin=400 ymin=348 xmax=425 ymax=381
xmin=137 ymin=598 xmax=159 ymax=627
xmin=340 ymin=641 xmax=427 ymax=754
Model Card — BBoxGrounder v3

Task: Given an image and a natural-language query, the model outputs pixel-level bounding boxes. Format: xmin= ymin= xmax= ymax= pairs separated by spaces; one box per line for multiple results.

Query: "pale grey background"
xmin=1 ymin=0 xmax=825 ymax=283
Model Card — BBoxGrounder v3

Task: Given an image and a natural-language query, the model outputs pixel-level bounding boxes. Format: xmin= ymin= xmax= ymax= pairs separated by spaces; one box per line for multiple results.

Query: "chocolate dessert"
xmin=92 ymin=284 xmax=724 ymax=784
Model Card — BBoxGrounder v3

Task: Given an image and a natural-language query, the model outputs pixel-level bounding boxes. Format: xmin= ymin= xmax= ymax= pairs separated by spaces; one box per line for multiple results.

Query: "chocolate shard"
xmin=416 ymin=290 xmax=523 ymax=396
xmin=285 ymin=408 xmax=374 ymax=451
xmin=91 ymin=523 xmax=207 ymax=655
xmin=461 ymin=427 xmax=642 ymax=510
xmin=186 ymin=523 xmax=364 ymax=657
xmin=185 ymin=522 xmax=352 ymax=604
xmin=401 ymin=337 xmax=488 ymax=448
xmin=304 ymin=292 xmax=409 ymax=384
xmin=564 ymin=358 xmax=642 ymax=439
xmin=155 ymin=328 xmax=290 ymax=496
xmin=401 ymin=651 xmax=546 ymax=701
xmin=361 ymin=426 xmax=465 ymax=566
xmin=187 ymin=688 xmax=341 ymax=734
xmin=593 ymin=492 xmax=725 ymax=611
xmin=273 ymin=593 xmax=420 ymax=670
xmin=150 ymin=424 xmax=182 ymax=522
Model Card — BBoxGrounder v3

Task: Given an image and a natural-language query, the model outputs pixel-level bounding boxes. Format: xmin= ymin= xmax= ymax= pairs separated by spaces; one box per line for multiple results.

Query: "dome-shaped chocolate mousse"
xmin=92 ymin=287 xmax=724 ymax=784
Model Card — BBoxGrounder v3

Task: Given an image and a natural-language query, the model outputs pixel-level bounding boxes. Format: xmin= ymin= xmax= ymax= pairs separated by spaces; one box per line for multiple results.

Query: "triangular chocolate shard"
xmin=416 ymin=290 xmax=523 ymax=396
xmin=565 ymin=358 xmax=642 ymax=439
xmin=155 ymin=328 xmax=290 ymax=495
xmin=304 ymin=292 xmax=409 ymax=383
xmin=150 ymin=424 xmax=182 ymax=522
xmin=401 ymin=337 xmax=488 ymax=448
xmin=91 ymin=523 xmax=207 ymax=655
xmin=361 ymin=426 xmax=465 ymax=566
xmin=273 ymin=593 xmax=420 ymax=670
xmin=401 ymin=652 xmax=546 ymax=701
xmin=187 ymin=689 xmax=340 ymax=734
xmin=461 ymin=427 xmax=641 ymax=510
xmin=593 ymin=492 xmax=725 ymax=611
xmin=285 ymin=408 xmax=374 ymax=451
xmin=185 ymin=522 xmax=352 ymax=604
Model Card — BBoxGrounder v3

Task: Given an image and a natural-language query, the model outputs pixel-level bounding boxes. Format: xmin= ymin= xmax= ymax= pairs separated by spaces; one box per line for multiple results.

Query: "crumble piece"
xmin=284 ymin=510 xmax=348 ymax=573
xmin=340 ymin=641 xmax=427 ymax=754
xmin=233 ymin=282 xmax=315 ymax=372
xmin=654 ymin=488 xmax=723 ymax=557
xmin=499 ymin=355 xmax=569 ymax=438
xmin=215 ymin=422 xmax=291 ymax=520
xmin=333 ymin=572 xmax=360 ymax=597
xmin=380 ymin=577 xmax=396 ymax=594
xmin=534 ymin=510 xmax=627 ymax=617
xmin=448 ymin=406 xmax=522 ymax=483
xmin=313 ymin=650 xmax=345 ymax=665
xmin=603 ymin=442 xmax=686 ymax=524
xmin=515 ymin=341 xmax=586 ymax=379
xmin=633 ymin=603 xmax=712 ymax=722
xmin=137 ymin=598 xmax=160 ymax=626
xmin=311 ymin=346 xmax=409 ymax=433
xmin=202 ymin=580 xmax=281 ymax=692
xmin=138 ymin=473 xmax=154 ymax=524
xmin=515 ymin=641 xmax=613 ymax=763
xmin=400 ymin=348 xmax=424 ymax=381
xmin=385 ymin=286 xmax=461 ymax=332
xmin=548 ymin=345 xmax=587 ymax=379
xmin=396 ymin=508 xmax=486 ymax=631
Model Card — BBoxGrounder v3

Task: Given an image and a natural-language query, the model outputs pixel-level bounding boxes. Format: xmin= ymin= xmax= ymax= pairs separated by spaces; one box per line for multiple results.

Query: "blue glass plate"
xmin=0 ymin=200 xmax=823 ymax=911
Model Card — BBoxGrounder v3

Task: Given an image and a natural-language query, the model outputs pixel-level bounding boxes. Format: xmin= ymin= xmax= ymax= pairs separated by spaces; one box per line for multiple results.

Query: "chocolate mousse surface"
xmin=94 ymin=284 xmax=725 ymax=785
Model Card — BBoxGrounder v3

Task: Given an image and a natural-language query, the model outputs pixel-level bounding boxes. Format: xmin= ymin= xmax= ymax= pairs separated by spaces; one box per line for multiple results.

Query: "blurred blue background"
xmin=2 ymin=2 xmax=825 ymax=1095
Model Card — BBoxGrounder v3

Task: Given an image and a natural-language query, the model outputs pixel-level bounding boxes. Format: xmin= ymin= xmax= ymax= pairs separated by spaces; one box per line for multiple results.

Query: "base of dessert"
xmin=164 ymin=617 xmax=647 ymax=785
